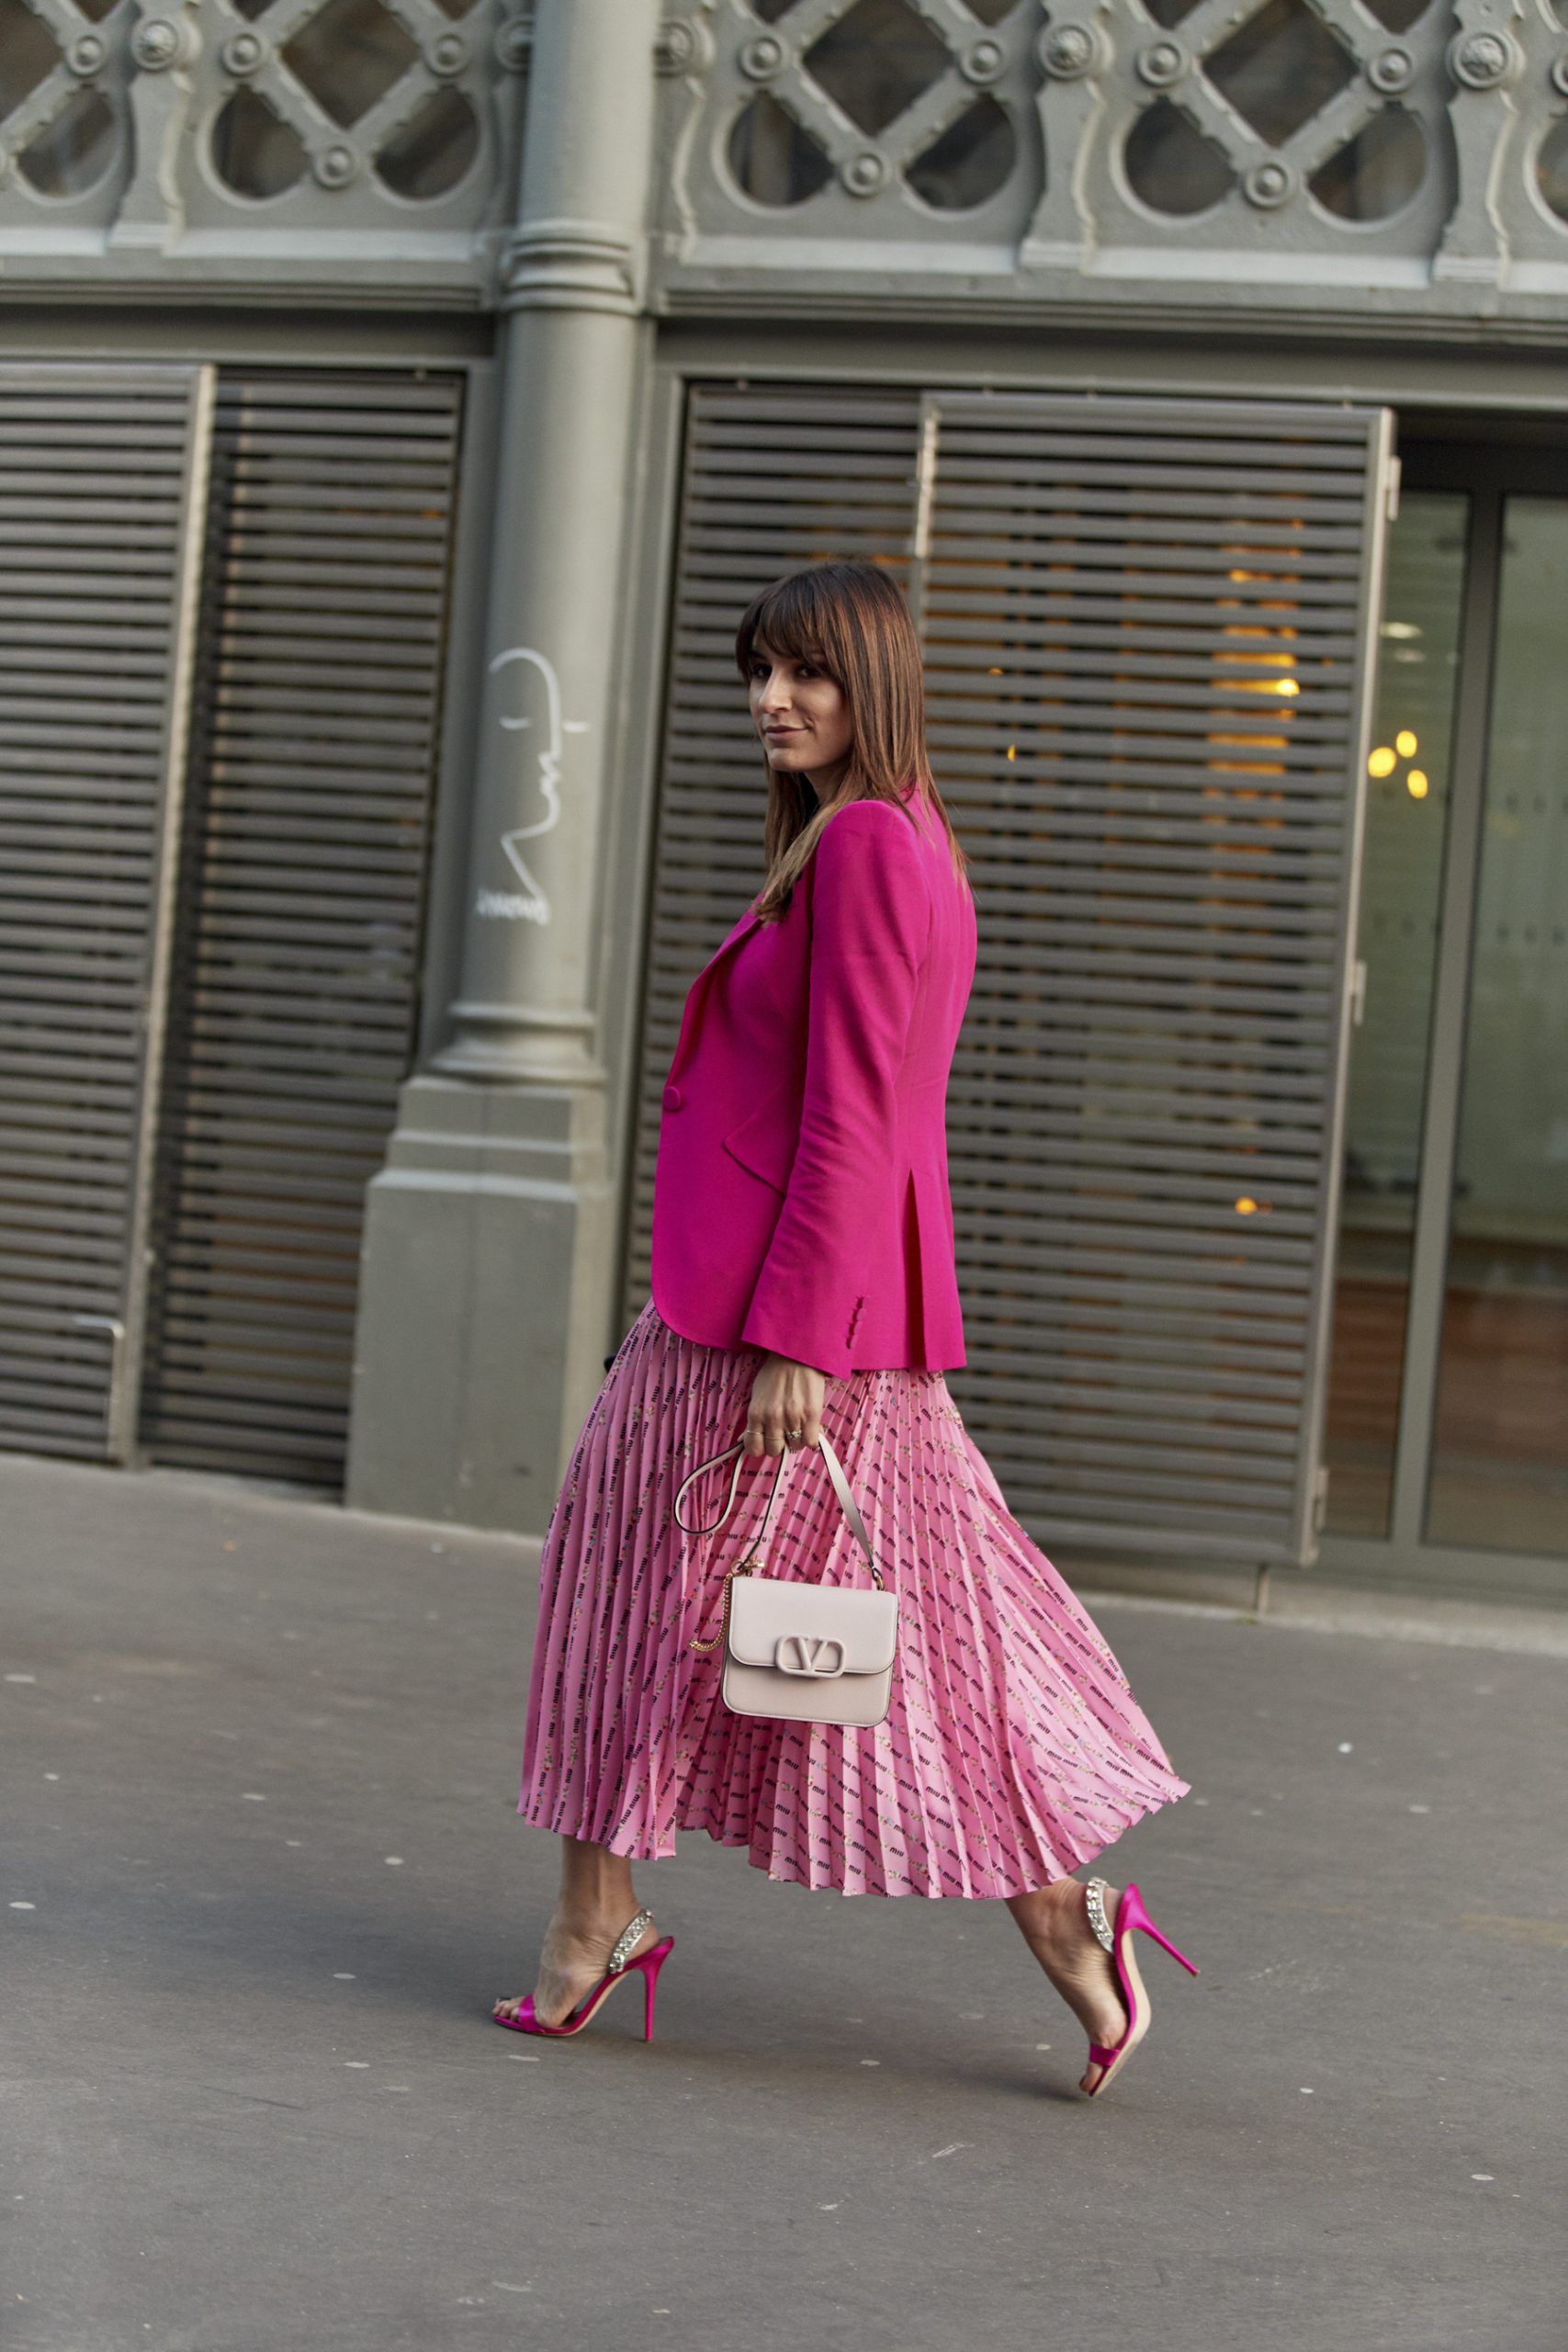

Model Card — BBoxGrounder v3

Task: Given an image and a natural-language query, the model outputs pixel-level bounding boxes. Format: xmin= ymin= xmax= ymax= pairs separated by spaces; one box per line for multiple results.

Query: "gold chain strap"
xmin=686 ymin=1563 xmax=752 ymax=1656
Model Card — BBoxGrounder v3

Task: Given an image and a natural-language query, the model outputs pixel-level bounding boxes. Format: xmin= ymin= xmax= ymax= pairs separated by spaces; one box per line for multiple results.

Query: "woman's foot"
xmin=492 ymin=1905 xmax=661 ymax=2030
xmin=1008 ymin=1877 xmax=1128 ymax=2095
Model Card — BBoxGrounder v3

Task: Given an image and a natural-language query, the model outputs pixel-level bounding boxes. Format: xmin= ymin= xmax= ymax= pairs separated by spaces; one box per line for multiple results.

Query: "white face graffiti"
xmin=476 ymin=646 xmax=588 ymax=925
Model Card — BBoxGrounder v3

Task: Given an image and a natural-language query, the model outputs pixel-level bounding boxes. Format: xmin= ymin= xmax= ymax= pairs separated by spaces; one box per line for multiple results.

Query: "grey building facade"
xmin=2 ymin=0 xmax=1564 ymax=1603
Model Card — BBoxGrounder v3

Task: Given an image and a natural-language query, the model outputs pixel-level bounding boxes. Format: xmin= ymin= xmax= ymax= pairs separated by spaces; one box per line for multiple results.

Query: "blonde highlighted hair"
xmin=734 ymin=560 xmax=969 ymax=922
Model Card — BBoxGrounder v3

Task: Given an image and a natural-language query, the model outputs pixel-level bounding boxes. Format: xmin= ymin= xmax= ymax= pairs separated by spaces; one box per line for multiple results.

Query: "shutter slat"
xmin=624 ymin=384 xmax=1388 ymax=1570
xmin=137 ymin=368 xmax=462 ymax=1489
xmin=621 ymin=375 xmax=922 ymax=1335
xmin=924 ymin=392 xmax=1388 ymax=1564
xmin=0 ymin=364 xmax=209 ymax=1463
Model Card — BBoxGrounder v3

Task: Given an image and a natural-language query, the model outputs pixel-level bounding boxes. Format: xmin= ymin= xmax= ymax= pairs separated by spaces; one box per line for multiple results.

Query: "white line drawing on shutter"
xmin=477 ymin=645 xmax=589 ymax=925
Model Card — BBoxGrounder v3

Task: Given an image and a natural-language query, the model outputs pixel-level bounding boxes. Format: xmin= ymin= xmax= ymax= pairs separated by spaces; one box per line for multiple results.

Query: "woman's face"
xmin=747 ymin=639 xmax=853 ymax=788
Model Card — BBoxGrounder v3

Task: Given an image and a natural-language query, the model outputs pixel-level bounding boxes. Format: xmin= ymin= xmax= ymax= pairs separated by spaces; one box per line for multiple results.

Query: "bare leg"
xmin=492 ymin=1836 xmax=661 ymax=2029
xmin=1007 ymin=1877 xmax=1129 ymax=2096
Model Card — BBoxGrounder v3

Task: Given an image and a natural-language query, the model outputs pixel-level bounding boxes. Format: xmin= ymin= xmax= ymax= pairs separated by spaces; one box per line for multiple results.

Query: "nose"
xmin=756 ymin=671 xmax=790 ymax=715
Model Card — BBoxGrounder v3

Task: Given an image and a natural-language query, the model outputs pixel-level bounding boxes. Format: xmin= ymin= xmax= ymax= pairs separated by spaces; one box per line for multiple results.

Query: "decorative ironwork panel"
xmin=0 ymin=0 xmax=528 ymax=280
xmin=1028 ymin=0 xmax=1457 ymax=267
xmin=657 ymin=0 xmax=1044 ymax=253
xmin=0 ymin=0 xmax=134 ymax=226
xmin=654 ymin=0 xmax=1568 ymax=313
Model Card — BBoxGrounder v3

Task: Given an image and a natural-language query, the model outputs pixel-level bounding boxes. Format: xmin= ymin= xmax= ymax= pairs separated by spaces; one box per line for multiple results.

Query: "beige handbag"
xmin=675 ymin=1432 xmax=897 ymax=1730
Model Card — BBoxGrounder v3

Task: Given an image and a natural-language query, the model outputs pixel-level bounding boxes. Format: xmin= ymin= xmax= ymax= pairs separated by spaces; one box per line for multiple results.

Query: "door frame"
xmin=1318 ymin=437 xmax=1568 ymax=1605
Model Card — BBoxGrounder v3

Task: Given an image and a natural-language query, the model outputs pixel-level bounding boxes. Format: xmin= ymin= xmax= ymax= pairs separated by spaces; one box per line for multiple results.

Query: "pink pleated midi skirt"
xmin=518 ymin=1300 xmax=1189 ymax=1899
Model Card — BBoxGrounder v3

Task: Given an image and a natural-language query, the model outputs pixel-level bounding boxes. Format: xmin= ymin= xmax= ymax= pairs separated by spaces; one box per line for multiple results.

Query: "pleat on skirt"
xmin=519 ymin=1300 xmax=1189 ymax=1899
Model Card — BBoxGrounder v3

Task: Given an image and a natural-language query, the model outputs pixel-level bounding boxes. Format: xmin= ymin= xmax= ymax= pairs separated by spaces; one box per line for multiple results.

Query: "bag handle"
xmin=674 ymin=1431 xmax=882 ymax=1591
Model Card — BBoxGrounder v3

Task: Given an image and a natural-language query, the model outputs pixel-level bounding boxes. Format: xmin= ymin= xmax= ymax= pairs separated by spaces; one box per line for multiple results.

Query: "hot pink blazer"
xmin=649 ymin=786 xmax=976 ymax=1378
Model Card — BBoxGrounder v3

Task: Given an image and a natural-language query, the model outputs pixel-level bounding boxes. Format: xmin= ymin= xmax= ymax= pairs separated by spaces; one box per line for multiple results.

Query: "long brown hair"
xmin=734 ymin=560 xmax=969 ymax=922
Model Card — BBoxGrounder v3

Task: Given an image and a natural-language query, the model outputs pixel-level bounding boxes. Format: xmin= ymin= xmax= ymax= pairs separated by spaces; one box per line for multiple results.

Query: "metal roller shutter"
xmin=137 ymin=370 xmax=463 ymax=1487
xmin=627 ymin=381 xmax=1393 ymax=1569
xmin=0 ymin=364 xmax=213 ymax=1463
xmin=920 ymin=394 xmax=1392 ymax=1565
xmin=621 ymin=385 xmax=923 ymax=1308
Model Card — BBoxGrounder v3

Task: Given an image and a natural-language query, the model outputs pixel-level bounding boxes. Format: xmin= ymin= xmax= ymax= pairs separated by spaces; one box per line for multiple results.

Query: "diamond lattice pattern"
xmin=0 ymin=0 xmax=127 ymax=200
xmin=209 ymin=0 xmax=484 ymax=203
xmin=1203 ymin=0 xmax=1356 ymax=146
xmin=805 ymin=0 xmax=952 ymax=134
xmin=282 ymin=0 xmax=419 ymax=128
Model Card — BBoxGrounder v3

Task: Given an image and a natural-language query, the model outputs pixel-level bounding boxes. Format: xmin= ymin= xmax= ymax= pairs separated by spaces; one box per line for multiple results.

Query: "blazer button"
xmin=662 ymin=1083 xmax=683 ymax=1112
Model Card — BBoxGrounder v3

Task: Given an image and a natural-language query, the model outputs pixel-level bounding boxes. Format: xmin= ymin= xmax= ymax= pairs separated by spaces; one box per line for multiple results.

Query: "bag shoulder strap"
xmin=673 ymin=1431 xmax=882 ymax=1590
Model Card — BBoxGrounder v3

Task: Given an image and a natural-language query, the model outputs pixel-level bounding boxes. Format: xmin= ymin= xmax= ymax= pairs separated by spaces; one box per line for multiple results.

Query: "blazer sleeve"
xmin=739 ymin=802 xmax=931 ymax=1377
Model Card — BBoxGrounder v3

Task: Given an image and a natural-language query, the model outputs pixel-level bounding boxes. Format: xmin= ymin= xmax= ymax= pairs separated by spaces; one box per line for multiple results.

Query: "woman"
xmin=494 ymin=560 xmax=1194 ymax=2098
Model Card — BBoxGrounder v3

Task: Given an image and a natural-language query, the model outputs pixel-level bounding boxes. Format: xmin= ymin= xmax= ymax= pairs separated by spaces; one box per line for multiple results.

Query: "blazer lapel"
xmin=666 ymin=901 xmax=764 ymax=1083
xmin=697 ymin=901 xmax=764 ymax=981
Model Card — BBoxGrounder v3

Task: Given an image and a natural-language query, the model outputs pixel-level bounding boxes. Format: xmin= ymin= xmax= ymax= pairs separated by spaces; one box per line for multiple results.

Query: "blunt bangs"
xmin=735 ymin=571 xmax=839 ymax=679
xmin=728 ymin=557 xmax=966 ymax=921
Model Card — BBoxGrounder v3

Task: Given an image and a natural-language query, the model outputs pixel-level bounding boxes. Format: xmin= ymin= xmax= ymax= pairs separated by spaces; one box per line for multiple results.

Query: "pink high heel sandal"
xmin=491 ymin=1908 xmax=674 ymax=2042
xmin=1082 ymin=1879 xmax=1198 ymax=2098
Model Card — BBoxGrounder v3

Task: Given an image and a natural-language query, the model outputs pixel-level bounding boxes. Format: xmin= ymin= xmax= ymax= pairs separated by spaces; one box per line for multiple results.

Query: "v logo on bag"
xmin=675 ymin=1431 xmax=897 ymax=1730
xmin=775 ymin=1634 xmax=847 ymax=1679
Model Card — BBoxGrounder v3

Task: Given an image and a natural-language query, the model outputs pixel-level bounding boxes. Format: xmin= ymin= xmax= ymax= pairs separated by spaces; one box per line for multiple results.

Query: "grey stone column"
xmin=345 ymin=0 xmax=658 ymax=1534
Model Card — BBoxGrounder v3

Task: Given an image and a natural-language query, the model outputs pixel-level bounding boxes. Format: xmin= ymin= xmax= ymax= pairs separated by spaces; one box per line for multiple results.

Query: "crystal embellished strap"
xmin=606 ymin=1908 xmax=655 ymax=1975
xmin=1084 ymin=1879 xmax=1115 ymax=1953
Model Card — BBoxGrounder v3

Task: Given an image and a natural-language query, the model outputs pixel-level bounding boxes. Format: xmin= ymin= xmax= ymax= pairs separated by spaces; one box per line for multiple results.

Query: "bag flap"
xmin=728 ymin=1578 xmax=897 ymax=1676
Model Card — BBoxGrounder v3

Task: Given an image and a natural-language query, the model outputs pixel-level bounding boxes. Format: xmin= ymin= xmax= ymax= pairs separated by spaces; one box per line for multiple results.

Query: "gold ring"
xmin=785 ymin=1425 xmax=804 ymax=1442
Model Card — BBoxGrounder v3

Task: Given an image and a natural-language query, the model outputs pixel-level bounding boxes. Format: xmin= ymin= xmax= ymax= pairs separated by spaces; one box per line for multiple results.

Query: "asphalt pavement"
xmin=5 ymin=1449 xmax=1565 ymax=2352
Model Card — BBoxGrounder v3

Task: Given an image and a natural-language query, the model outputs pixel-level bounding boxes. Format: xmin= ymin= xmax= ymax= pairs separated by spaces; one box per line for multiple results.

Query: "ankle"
xmin=547 ymin=1898 xmax=649 ymax=1951
xmin=1010 ymin=1877 xmax=1088 ymax=1946
xmin=550 ymin=1899 xmax=643 ymax=1930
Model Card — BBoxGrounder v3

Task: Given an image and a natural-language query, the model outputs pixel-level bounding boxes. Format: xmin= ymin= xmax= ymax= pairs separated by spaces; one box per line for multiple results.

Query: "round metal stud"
xmin=131 ymin=17 xmax=189 ymax=70
xmin=1447 ymin=28 xmax=1520 ymax=87
xmin=1244 ymin=158 xmax=1294 ymax=208
xmin=1368 ymin=44 xmax=1414 ymax=93
xmin=425 ymin=29 xmax=467 ymax=75
xmin=66 ymin=30 xmax=107 ymax=74
xmin=493 ymin=14 xmax=533 ymax=72
xmin=313 ymin=143 xmax=359 ymax=188
xmin=960 ymin=37 xmax=1006 ymax=85
xmin=221 ymin=28 xmax=265 ymax=74
xmin=1039 ymin=21 xmax=1104 ymax=80
xmin=1136 ymin=38 xmax=1187 ymax=86
xmin=656 ymin=17 xmax=709 ymax=74
xmin=739 ymin=33 xmax=786 ymax=81
xmin=840 ymin=149 xmax=888 ymax=196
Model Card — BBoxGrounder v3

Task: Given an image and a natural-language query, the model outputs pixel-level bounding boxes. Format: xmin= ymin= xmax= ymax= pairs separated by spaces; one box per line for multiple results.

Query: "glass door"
xmin=1322 ymin=447 xmax=1568 ymax=1596
xmin=1425 ymin=500 xmax=1568 ymax=1554
xmin=1322 ymin=491 xmax=1466 ymax=1537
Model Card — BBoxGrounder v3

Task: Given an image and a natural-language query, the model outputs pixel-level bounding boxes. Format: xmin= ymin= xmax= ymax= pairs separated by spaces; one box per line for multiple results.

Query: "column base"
xmin=432 ymin=1001 xmax=603 ymax=1085
xmin=345 ymin=1074 xmax=620 ymax=1535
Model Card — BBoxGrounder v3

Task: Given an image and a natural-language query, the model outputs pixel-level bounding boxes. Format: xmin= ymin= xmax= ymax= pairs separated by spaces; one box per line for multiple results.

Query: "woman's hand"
xmin=746 ymin=1353 xmax=826 ymax=1456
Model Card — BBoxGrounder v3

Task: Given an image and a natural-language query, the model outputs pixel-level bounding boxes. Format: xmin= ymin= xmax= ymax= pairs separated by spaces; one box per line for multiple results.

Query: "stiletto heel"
xmin=1081 ymin=1879 xmax=1197 ymax=2100
xmin=491 ymin=1909 xmax=673 ymax=2042
xmin=638 ymin=1947 xmax=667 ymax=2042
